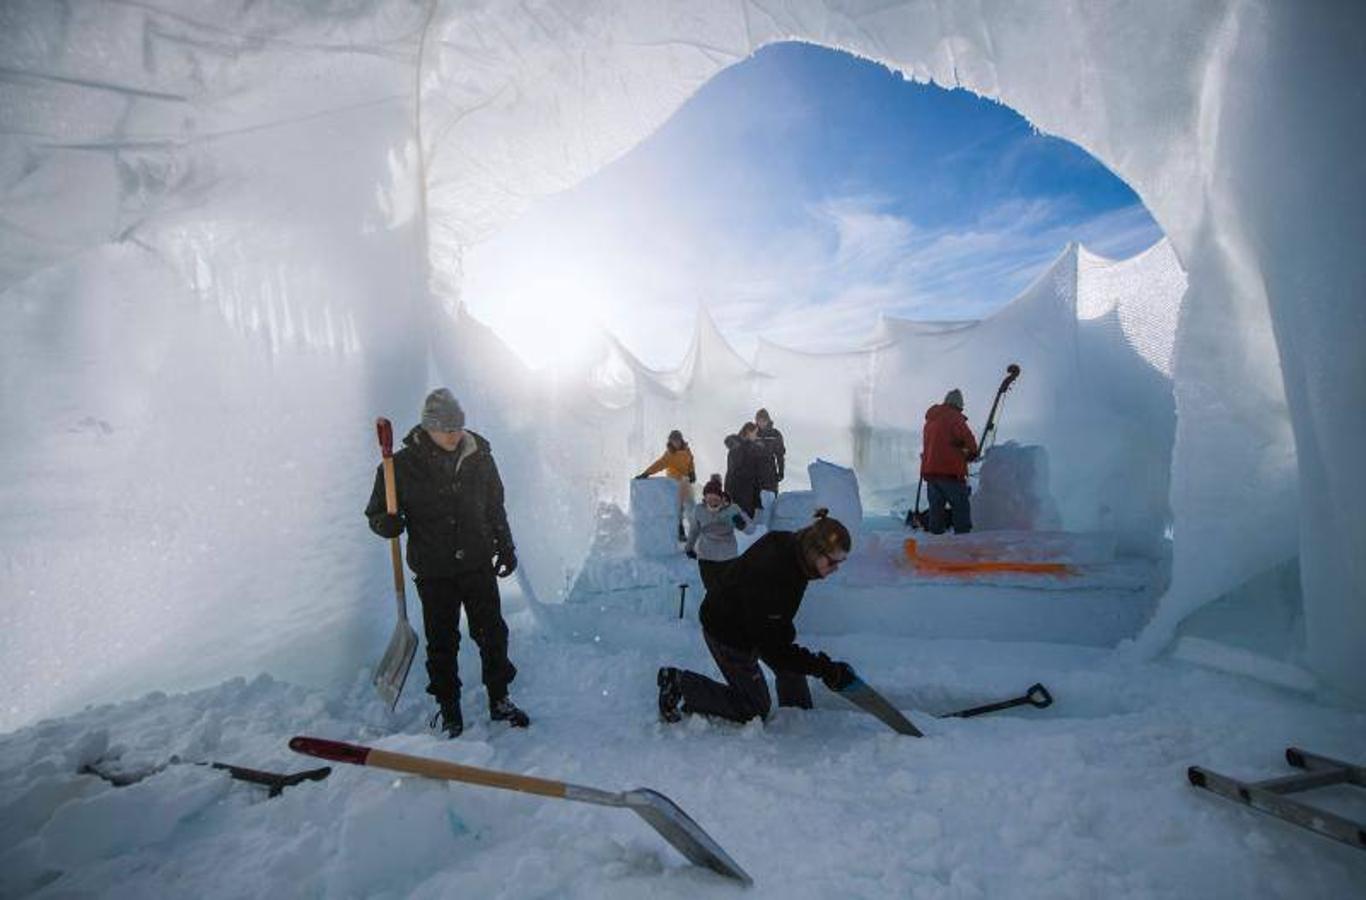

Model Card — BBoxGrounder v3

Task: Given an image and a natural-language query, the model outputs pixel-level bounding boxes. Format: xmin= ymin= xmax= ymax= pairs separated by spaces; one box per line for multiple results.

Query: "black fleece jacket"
xmin=698 ymin=531 xmax=828 ymax=677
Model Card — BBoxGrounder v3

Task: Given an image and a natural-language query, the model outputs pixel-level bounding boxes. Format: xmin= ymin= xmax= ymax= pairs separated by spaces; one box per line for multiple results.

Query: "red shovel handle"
xmin=376 ymin=418 xmax=394 ymax=458
xmin=290 ymin=736 xmax=372 ymax=766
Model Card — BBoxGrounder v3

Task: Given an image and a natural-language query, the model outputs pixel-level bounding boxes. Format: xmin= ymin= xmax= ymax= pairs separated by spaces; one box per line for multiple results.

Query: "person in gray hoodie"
xmin=685 ymin=475 xmax=754 ymax=593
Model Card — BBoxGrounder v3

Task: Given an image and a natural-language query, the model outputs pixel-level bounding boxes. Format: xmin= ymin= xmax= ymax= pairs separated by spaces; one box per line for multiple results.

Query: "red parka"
xmin=920 ymin=403 xmax=979 ymax=481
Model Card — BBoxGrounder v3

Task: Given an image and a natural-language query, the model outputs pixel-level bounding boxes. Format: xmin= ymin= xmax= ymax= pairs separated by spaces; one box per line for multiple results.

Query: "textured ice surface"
xmin=974 ymin=442 xmax=1063 ymax=533
xmin=807 ymin=460 xmax=863 ymax=537
xmin=1 ymin=0 xmax=1363 ymax=734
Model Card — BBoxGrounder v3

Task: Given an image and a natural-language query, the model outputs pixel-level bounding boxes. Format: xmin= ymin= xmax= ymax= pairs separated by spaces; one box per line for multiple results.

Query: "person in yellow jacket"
xmin=636 ymin=429 xmax=697 ymax=542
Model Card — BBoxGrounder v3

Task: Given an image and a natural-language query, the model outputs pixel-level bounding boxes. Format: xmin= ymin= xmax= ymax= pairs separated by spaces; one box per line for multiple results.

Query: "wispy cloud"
xmin=462 ymin=183 xmax=1163 ymax=369
xmin=684 ymin=192 xmax=1162 ymax=358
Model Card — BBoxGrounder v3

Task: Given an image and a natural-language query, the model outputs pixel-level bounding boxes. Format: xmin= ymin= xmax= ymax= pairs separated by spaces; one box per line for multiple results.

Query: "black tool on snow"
xmin=905 ymin=469 xmax=927 ymax=531
xmin=940 ymin=682 xmax=1053 ymax=718
xmin=977 ymin=363 xmax=1021 ymax=455
xmin=82 ymin=757 xmax=332 ymax=798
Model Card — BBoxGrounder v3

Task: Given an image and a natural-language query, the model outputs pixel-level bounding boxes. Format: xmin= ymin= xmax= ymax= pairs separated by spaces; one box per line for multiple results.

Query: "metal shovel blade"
xmin=838 ymin=677 xmax=924 ymax=737
xmin=623 ymin=788 xmax=753 ymax=885
xmin=373 ymin=618 xmax=418 ymax=710
xmin=292 ymin=736 xmax=753 ymax=884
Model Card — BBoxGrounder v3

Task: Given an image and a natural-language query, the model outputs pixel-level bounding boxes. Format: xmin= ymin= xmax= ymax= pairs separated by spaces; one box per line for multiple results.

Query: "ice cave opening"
xmin=458 ymin=41 xmax=1188 ymax=653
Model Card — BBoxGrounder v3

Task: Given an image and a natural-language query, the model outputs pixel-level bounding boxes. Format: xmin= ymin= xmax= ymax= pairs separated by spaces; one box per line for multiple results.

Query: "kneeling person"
xmin=365 ymin=388 xmax=530 ymax=738
xmin=658 ymin=510 xmax=856 ymax=725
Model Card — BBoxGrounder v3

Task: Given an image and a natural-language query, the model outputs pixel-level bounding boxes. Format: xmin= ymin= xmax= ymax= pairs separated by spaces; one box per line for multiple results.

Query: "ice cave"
xmin=1 ymin=2 xmax=1363 ymax=896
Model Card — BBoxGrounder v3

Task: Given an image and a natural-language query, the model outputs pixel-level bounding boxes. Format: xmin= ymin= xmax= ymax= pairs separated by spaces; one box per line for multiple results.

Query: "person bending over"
xmin=657 ymin=510 xmax=857 ymax=725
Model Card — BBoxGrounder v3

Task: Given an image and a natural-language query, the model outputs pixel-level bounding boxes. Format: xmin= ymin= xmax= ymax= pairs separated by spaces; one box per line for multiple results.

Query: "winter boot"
xmin=657 ymin=667 xmax=683 ymax=723
xmin=430 ymin=699 xmax=463 ymax=738
xmin=489 ymin=696 xmax=530 ymax=728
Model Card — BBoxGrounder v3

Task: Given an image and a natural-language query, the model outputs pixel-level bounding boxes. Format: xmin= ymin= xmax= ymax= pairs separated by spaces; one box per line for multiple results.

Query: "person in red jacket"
xmin=920 ymin=388 xmax=979 ymax=534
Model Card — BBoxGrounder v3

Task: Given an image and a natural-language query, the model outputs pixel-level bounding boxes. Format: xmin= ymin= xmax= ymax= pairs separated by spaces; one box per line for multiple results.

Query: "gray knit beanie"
xmin=943 ymin=388 xmax=964 ymax=409
xmin=421 ymin=388 xmax=466 ymax=432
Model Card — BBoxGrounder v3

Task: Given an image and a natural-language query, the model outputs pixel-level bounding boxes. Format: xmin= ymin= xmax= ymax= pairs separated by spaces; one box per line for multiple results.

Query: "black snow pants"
xmin=415 ymin=570 xmax=516 ymax=705
xmin=678 ymin=630 xmax=812 ymax=723
xmin=926 ymin=477 xmax=972 ymax=534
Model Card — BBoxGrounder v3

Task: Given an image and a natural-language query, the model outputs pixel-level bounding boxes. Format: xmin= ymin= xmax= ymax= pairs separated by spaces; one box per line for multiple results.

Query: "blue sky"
xmin=464 ymin=42 xmax=1163 ymax=369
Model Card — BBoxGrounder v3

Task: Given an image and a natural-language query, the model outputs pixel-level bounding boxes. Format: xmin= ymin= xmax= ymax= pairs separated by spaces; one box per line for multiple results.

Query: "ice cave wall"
xmin=1 ymin=0 xmax=1362 ymax=711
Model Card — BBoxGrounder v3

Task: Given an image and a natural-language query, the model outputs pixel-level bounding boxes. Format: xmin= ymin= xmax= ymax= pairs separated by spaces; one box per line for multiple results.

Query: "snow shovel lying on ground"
xmin=289 ymin=736 xmax=752 ymax=885
xmin=373 ymin=417 xmax=418 ymax=710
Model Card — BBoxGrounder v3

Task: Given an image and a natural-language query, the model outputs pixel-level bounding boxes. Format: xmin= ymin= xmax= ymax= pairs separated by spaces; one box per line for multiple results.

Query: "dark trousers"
xmin=697 ymin=559 xmax=733 ymax=594
xmin=415 ymin=570 xmax=516 ymax=705
xmin=926 ymin=477 xmax=972 ymax=534
xmin=678 ymin=630 xmax=813 ymax=723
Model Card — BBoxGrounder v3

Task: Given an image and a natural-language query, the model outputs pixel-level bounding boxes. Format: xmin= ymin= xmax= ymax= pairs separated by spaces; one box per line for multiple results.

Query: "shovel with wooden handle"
xmin=373 ymin=417 xmax=419 ymax=710
xmin=290 ymin=736 xmax=752 ymax=884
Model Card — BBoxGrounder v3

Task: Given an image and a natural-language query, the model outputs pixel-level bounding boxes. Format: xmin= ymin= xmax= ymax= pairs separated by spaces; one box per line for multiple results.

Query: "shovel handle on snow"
xmin=289 ymin=736 xmax=752 ymax=884
xmin=942 ymin=682 xmax=1053 ymax=719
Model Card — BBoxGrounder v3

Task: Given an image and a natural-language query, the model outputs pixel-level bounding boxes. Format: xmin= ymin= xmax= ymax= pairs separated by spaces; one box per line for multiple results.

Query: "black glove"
xmin=819 ymin=655 xmax=857 ymax=692
xmin=731 ymin=514 xmax=746 ymax=529
xmin=371 ymin=513 xmax=404 ymax=539
xmin=634 ymin=473 xmax=649 ymax=480
xmin=494 ymin=547 xmax=518 ymax=578
xmin=688 ymin=470 xmax=696 ymax=484
xmin=685 ymin=548 xmax=697 ymax=560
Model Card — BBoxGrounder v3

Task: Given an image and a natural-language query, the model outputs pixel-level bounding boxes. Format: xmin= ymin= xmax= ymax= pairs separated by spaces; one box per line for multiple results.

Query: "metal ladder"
xmin=1188 ymin=747 xmax=1365 ymax=851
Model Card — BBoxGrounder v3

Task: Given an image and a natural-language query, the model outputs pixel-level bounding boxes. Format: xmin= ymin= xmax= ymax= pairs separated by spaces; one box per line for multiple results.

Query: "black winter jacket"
xmin=723 ymin=435 xmax=763 ymax=516
xmin=365 ymin=427 xmax=514 ymax=577
xmin=698 ymin=531 xmax=827 ymax=677
xmin=755 ymin=424 xmax=786 ymax=489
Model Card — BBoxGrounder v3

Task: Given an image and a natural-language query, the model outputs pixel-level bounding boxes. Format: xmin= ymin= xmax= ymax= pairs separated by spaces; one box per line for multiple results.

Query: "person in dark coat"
xmin=723 ymin=422 xmax=764 ymax=517
xmin=920 ymin=388 xmax=980 ymax=534
xmin=365 ymin=388 xmax=530 ymax=737
xmin=754 ymin=408 xmax=786 ymax=495
xmin=656 ymin=510 xmax=857 ymax=725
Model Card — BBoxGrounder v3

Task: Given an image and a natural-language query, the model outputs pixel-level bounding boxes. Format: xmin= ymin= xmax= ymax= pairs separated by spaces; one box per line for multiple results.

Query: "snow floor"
xmin=3 ymin=601 xmax=1364 ymax=898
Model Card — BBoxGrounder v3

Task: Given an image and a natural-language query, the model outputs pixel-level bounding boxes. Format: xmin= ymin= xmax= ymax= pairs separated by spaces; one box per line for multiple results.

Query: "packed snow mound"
xmin=807 ymin=460 xmax=863 ymax=536
xmin=2 ymin=629 xmax=1364 ymax=897
xmin=1 ymin=0 xmax=1364 ymax=734
xmin=974 ymin=442 xmax=1063 ymax=532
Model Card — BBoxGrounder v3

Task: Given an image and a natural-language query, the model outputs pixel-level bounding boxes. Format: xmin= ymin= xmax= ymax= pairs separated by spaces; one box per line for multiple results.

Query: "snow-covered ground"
xmin=3 ymin=597 xmax=1363 ymax=898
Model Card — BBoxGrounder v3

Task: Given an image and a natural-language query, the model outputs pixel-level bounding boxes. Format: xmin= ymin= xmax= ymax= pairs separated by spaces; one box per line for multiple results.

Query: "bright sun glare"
xmin=463 ymin=224 xmax=614 ymax=370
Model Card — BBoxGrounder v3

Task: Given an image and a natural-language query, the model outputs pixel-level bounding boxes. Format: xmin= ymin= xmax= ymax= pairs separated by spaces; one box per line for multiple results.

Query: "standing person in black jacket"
xmin=754 ymin=408 xmax=786 ymax=497
xmin=723 ymin=422 xmax=763 ymax=517
xmin=656 ymin=510 xmax=857 ymax=725
xmin=365 ymin=388 xmax=530 ymax=738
